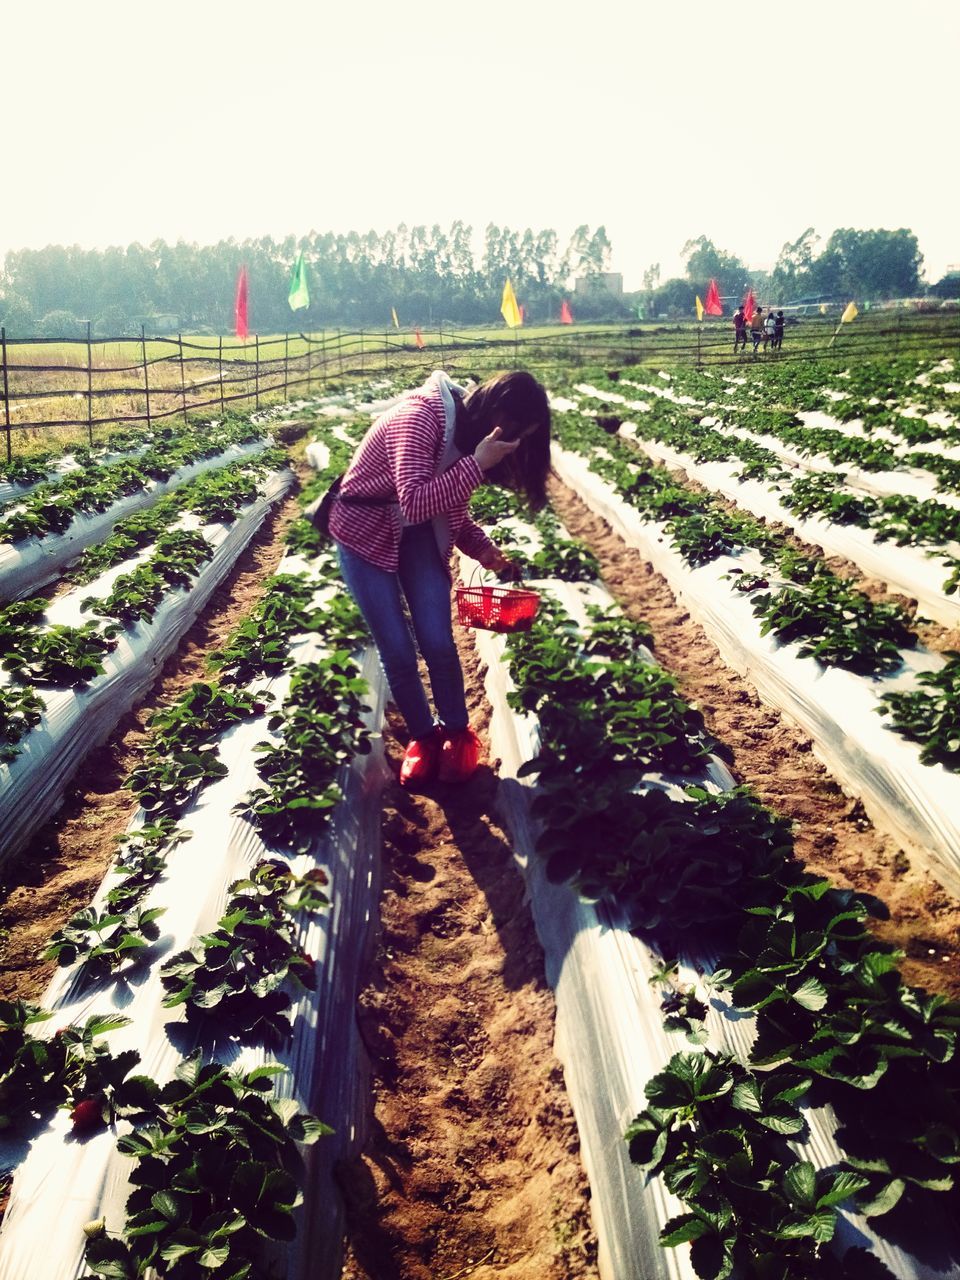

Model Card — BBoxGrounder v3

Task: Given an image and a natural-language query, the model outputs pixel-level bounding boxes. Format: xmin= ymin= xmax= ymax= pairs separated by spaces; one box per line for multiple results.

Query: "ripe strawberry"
xmin=70 ymin=1097 xmax=104 ymax=1134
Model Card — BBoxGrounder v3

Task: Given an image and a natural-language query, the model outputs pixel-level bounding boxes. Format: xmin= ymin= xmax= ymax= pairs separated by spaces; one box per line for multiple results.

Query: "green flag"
xmin=636 ymin=304 xmax=645 ymax=320
xmin=288 ymin=251 xmax=310 ymax=311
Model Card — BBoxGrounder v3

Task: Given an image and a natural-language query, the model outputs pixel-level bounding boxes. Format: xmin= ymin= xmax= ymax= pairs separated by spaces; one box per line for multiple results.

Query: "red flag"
xmin=519 ymin=303 xmax=525 ymax=323
xmin=560 ymin=299 xmax=574 ymax=324
xmin=705 ymin=279 xmax=723 ymax=316
xmin=234 ymin=265 xmax=249 ymax=339
xmin=743 ymin=288 xmax=756 ymax=323
xmin=414 ymin=327 xmax=425 ymax=349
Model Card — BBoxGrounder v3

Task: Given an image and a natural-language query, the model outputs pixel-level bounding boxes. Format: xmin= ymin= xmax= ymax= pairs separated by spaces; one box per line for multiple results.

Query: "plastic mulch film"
xmin=552 ymin=442 xmax=960 ymax=901
xmin=0 ymin=467 xmax=292 ymax=871
xmin=0 ymin=439 xmax=270 ymax=603
xmin=464 ymin=560 xmax=946 ymax=1280
xmin=615 ymin=425 xmax=960 ymax=629
xmin=305 ymin=440 xmax=331 ymax=472
xmin=0 ymin=559 xmax=389 ymax=1280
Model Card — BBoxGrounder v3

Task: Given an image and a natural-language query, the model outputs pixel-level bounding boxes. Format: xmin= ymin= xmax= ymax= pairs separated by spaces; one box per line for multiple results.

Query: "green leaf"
xmin=783 ymin=1160 xmax=817 ymax=1209
xmin=660 ymin=1213 xmax=711 ymax=1246
xmin=858 ymin=1178 xmax=906 ymax=1217
xmin=792 ymin=976 xmax=828 ymax=1011
xmin=775 ymin=1208 xmax=836 ymax=1243
xmin=198 ymin=1243 xmax=231 ymax=1269
xmin=83 ymin=1235 xmax=136 ymax=1279
xmin=815 ymin=1170 xmax=870 ymax=1208
xmin=151 ymin=1190 xmax=185 ymax=1223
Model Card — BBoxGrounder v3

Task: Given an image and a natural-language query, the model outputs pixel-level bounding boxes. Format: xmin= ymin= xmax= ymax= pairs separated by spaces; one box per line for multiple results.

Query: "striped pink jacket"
xmin=329 ymin=373 xmax=498 ymax=572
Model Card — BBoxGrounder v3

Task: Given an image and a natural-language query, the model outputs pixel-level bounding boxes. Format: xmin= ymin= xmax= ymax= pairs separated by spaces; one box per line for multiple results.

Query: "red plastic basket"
xmin=455 ymin=583 xmax=541 ymax=633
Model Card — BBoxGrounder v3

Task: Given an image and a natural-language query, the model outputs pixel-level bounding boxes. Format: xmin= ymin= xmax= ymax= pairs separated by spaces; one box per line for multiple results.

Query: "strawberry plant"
xmin=0 ymin=683 xmax=46 ymax=762
xmin=83 ymin=1052 xmax=327 ymax=1280
xmin=746 ymin=575 xmax=915 ymax=674
xmin=0 ymin=617 xmax=118 ymax=686
xmin=237 ymin=655 xmax=372 ymax=852
xmin=877 ymin=655 xmax=960 ymax=769
xmin=160 ymin=860 xmax=329 ymax=1041
xmin=83 ymin=529 xmax=215 ymax=626
xmin=44 ymin=904 xmax=167 ymax=978
xmin=0 ymin=1002 xmax=135 ymax=1131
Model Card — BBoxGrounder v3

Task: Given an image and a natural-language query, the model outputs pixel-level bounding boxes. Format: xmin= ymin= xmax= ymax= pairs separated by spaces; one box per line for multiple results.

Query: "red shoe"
xmin=438 ymin=727 xmax=483 ymax=784
xmin=399 ymin=727 xmax=444 ymax=789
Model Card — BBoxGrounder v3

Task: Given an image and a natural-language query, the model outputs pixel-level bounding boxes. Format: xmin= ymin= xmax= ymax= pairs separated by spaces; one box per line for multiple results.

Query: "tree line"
xmin=642 ymin=227 xmax=949 ymax=318
xmin=0 ymin=221 xmax=952 ymax=338
xmin=0 ymin=223 xmax=619 ymax=337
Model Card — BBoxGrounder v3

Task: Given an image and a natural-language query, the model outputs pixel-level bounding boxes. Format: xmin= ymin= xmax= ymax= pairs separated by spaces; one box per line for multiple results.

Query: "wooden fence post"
xmin=337 ymin=328 xmax=343 ymax=378
xmin=254 ymin=335 xmax=260 ymax=410
xmin=438 ymin=321 xmax=445 ymax=368
xmin=218 ymin=336 xmax=225 ymax=416
xmin=141 ymin=325 xmax=152 ymax=430
xmin=179 ymin=334 xmax=188 ymax=422
xmin=384 ymin=331 xmax=389 ymax=375
xmin=359 ymin=329 xmax=365 ymax=376
xmin=86 ymin=321 xmax=94 ymax=446
xmin=284 ymin=332 xmax=289 ymax=399
xmin=307 ymin=334 xmax=313 ymax=395
xmin=1 ymin=327 xmax=10 ymax=464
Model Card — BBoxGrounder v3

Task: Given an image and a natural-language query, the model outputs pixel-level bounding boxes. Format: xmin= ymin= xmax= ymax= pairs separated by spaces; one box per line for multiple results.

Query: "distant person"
xmin=764 ymin=309 xmax=777 ymax=351
xmin=733 ymin=306 xmax=747 ymax=354
xmin=774 ymin=309 xmax=785 ymax=349
xmin=750 ymin=307 xmax=765 ymax=354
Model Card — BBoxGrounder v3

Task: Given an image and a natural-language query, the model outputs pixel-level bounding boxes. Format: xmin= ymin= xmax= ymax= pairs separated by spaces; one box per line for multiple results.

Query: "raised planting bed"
xmin=459 ymin=525 xmax=958 ymax=1279
xmin=0 ymin=419 xmax=269 ymax=603
xmin=549 ymin=436 xmax=960 ymax=902
xmin=0 ymin=462 xmax=293 ymax=870
xmin=0 ymin=543 xmax=389 ymax=1280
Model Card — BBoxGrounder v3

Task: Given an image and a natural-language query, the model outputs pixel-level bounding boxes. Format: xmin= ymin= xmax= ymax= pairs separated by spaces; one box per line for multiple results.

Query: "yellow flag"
xmin=391 ymin=307 xmax=399 ymax=329
xmin=695 ymin=295 xmax=704 ymax=322
xmin=500 ymin=278 xmax=522 ymax=328
xmin=841 ymin=301 xmax=859 ymax=323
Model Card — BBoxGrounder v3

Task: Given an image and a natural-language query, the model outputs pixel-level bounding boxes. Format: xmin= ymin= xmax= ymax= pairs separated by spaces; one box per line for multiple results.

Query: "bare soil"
xmin=548 ymin=475 xmax=960 ymax=999
xmin=0 ymin=468 xmax=307 ymax=1004
xmin=338 ymin=632 xmax=598 ymax=1280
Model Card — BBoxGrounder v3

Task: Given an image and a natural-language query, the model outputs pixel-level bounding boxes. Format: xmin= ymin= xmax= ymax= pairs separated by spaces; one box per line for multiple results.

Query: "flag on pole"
xmin=695 ymin=295 xmax=705 ymax=322
xmin=819 ymin=303 xmax=829 ymax=315
xmin=560 ymin=299 xmax=574 ymax=324
xmin=519 ymin=303 xmax=526 ymax=324
xmin=705 ymin=279 xmax=723 ymax=316
xmin=391 ymin=307 xmax=400 ymax=329
xmin=287 ymin=252 xmax=309 ymax=312
xmin=743 ymin=288 xmax=756 ymax=323
xmin=414 ymin=327 xmax=425 ymax=349
xmin=234 ymin=266 xmax=249 ymax=340
xmin=500 ymin=278 xmax=522 ymax=328
xmin=841 ymin=301 xmax=859 ymax=323
xmin=636 ymin=304 xmax=645 ymax=321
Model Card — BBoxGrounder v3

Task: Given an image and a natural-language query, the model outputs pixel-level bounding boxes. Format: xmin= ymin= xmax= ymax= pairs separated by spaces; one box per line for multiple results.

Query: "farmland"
xmin=1 ymin=336 xmax=960 ymax=1280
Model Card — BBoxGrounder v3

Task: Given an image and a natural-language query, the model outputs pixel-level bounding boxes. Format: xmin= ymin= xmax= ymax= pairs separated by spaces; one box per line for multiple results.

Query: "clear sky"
xmin=4 ymin=0 xmax=958 ymax=289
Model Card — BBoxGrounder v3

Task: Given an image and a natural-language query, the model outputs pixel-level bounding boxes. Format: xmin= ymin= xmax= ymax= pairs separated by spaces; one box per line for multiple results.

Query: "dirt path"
xmin=0 ymin=465 xmax=307 ymax=1004
xmin=548 ymin=476 xmax=960 ymax=999
xmin=338 ymin=632 xmax=598 ymax=1280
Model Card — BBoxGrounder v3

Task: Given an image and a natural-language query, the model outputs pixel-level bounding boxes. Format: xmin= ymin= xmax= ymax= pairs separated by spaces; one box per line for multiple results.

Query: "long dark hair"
xmin=456 ymin=371 xmax=551 ymax=511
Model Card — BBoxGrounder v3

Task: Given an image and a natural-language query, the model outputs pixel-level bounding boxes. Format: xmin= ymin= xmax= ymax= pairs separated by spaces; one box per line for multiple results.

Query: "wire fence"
xmin=2 ymin=312 xmax=958 ymax=460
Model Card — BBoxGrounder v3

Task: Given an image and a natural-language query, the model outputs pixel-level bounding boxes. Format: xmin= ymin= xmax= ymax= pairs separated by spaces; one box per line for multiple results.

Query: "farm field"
xmin=1 ymin=346 xmax=960 ymax=1280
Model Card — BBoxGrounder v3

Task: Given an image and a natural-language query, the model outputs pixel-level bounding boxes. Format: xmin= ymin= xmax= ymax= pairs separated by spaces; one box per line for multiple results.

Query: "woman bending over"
xmin=330 ymin=368 xmax=551 ymax=788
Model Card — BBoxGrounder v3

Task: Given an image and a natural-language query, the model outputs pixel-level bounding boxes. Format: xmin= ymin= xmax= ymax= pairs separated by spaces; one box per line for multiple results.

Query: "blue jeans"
xmin=336 ymin=523 xmax=468 ymax=741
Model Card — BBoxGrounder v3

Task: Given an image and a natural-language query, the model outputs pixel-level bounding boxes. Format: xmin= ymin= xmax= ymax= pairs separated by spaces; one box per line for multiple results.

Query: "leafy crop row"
xmin=551 ymin=408 xmax=920 ymax=677
xmin=0 ymin=413 xmax=264 ymax=545
xmin=497 ymin=577 xmax=960 ymax=1277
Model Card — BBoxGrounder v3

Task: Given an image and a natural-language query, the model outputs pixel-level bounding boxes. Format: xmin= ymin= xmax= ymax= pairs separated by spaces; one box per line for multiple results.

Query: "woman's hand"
xmin=474 ymin=426 xmax=520 ymax=472
xmin=486 ymin=548 xmax=523 ymax=581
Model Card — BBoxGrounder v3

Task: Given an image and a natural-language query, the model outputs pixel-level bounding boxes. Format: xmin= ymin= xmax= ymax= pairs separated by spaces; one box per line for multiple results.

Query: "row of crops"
xmin=2 ymin=352 xmax=959 ymax=1279
xmin=0 ymin=392 xmax=408 ymax=1279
